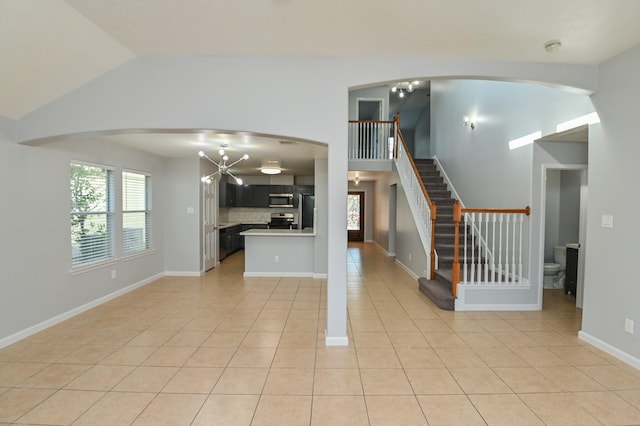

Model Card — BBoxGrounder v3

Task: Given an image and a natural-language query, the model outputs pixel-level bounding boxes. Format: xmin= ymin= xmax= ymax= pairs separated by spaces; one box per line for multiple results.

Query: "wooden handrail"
xmin=461 ymin=206 xmax=531 ymax=216
xmin=451 ymin=202 xmax=531 ymax=297
xmin=348 ymin=119 xmax=395 ymax=124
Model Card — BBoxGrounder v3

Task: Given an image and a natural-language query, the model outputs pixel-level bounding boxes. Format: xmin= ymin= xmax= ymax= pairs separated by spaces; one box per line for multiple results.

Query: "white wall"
xmin=582 ymin=44 xmax=640 ymax=364
xmin=430 ymin=79 xmax=594 ymax=208
xmin=4 ymin=56 xmax=598 ymax=346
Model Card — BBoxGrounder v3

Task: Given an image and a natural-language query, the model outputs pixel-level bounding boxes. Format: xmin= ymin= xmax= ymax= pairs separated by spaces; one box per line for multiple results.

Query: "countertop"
xmin=241 ymin=228 xmax=316 ymax=237
xmin=218 ymin=222 xmax=267 ymax=230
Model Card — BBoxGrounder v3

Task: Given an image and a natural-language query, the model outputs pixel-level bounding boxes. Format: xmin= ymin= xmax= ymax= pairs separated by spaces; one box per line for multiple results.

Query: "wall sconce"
xmin=354 ymin=175 xmax=360 ymax=186
xmin=463 ymin=115 xmax=476 ymax=130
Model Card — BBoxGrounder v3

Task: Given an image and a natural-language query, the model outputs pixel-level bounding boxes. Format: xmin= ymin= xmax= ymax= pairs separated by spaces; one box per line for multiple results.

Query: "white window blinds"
xmin=70 ymin=163 xmax=114 ymax=268
xmin=122 ymin=171 xmax=151 ymax=256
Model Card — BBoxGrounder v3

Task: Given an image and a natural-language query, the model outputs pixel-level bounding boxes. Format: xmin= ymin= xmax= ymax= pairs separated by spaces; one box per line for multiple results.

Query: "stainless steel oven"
xmin=269 ymin=193 xmax=294 ymax=208
xmin=268 ymin=212 xmax=295 ymax=229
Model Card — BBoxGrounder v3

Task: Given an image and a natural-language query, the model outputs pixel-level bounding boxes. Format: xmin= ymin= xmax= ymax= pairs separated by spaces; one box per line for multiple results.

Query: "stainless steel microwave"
xmin=269 ymin=193 xmax=294 ymax=208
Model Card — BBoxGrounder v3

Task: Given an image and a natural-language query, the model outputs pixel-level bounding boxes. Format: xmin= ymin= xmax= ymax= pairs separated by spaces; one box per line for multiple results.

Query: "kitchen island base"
xmin=241 ymin=228 xmax=318 ymax=277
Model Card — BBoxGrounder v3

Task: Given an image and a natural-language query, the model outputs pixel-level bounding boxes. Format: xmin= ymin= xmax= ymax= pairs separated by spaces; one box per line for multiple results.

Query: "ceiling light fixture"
xmin=544 ymin=39 xmax=562 ymax=53
xmin=199 ymin=148 xmax=249 ymax=185
xmin=260 ymin=160 xmax=282 ymax=175
xmin=390 ymin=80 xmax=420 ymax=98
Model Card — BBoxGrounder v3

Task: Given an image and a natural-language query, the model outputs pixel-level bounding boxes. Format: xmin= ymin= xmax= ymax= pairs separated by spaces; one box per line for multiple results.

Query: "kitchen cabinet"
xmin=219 ymin=182 xmax=238 ymax=207
xmin=219 ymin=224 xmax=243 ymax=260
xmin=219 ymin=223 xmax=269 ymax=260
xmin=237 ymin=185 xmax=270 ymax=207
xmin=269 ymin=185 xmax=294 ymax=196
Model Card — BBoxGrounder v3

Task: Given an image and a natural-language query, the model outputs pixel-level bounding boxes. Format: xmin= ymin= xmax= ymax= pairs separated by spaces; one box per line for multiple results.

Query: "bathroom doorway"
xmin=542 ymin=166 xmax=588 ymax=308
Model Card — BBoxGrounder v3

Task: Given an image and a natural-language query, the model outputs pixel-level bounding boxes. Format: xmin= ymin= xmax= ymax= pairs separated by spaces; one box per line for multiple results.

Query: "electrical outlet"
xmin=625 ymin=318 xmax=634 ymax=334
xmin=274 ymin=255 xmax=279 ymax=263
xmin=601 ymin=214 xmax=614 ymax=228
xmin=111 ymin=270 xmax=116 ymax=279
xmin=409 ymin=253 xmax=412 ymax=261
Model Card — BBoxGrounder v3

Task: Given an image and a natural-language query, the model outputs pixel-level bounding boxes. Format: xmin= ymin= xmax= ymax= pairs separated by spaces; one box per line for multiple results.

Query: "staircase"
xmin=413 ymin=159 xmax=458 ymax=310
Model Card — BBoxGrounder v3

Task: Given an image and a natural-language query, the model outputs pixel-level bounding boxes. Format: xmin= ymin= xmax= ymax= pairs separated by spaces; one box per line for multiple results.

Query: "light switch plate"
xmin=625 ymin=318 xmax=634 ymax=334
xmin=601 ymin=214 xmax=614 ymax=228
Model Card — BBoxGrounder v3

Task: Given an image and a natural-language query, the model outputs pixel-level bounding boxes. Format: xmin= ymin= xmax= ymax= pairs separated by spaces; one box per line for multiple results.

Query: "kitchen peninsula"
xmin=241 ymin=227 xmax=316 ymax=277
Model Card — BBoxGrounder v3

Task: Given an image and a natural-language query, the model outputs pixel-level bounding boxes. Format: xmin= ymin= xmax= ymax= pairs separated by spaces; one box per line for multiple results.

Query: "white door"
xmin=203 ymin=180 xmax=218 ymax=271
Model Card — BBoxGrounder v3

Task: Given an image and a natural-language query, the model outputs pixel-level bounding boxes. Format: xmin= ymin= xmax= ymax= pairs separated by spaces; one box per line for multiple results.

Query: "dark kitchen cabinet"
xmin=269 ymin=185 xmax=294 ymax=196
xmin=237 ymin=185 xmax=270 ymax=207
xmin=219 ymin=224 xmax=243 ymax=260
xmin=219 ymin=182 xmax=238 ymax=207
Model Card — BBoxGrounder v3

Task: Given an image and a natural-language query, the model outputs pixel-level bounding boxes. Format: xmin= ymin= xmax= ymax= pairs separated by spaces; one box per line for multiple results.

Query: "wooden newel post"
xmin=452 ymin=201 xmax=462 ymax=297
xmin=430 ymin=203 xmax=437 ymax=280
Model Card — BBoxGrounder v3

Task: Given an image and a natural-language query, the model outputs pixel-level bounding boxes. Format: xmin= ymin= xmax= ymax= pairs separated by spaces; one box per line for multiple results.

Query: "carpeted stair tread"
xmin=418 ymin=276 xmax=454 ymax=310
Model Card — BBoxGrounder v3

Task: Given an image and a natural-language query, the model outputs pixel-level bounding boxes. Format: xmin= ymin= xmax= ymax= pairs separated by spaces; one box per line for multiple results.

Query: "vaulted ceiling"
xmin=3 ymin=0 xmax=640 ymax=120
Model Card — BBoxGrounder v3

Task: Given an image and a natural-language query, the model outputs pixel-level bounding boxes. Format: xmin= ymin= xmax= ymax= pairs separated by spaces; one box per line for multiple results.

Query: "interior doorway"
xmin=202 ymin=180 xmax=218 ymax=271
xmin=541 ymin=166 xmax=587 ymax=308
xmin=347 ymin=192 xmax=365 ymax=242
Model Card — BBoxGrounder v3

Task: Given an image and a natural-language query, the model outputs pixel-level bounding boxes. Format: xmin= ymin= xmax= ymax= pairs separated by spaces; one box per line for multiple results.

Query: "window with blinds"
xmin=70 ymin=163 xmax=114 ymax=268
xmin=122 ymin=171 xmax=151 ymax=256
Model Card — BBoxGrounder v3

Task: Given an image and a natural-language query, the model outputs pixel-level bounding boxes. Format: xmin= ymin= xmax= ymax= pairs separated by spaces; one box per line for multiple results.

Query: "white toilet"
xmin=543 ymin=246 xmax=567 ymax=289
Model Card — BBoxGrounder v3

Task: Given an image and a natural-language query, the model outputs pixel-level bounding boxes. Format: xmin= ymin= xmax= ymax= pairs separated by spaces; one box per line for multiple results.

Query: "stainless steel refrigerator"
xmin=298 ymin=194 xmax=315 ymax=229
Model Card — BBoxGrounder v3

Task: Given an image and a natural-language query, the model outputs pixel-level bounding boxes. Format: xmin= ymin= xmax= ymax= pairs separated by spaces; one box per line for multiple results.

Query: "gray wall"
xmin=0 ymin=136 xmax=166 ymax=344
xmin=583 ymin=44 xmax=640 ymax=363
xmin=430 ymin=78 xmax=593 ymax=308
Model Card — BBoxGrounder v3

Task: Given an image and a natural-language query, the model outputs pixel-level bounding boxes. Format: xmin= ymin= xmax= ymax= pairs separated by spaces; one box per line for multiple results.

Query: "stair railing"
xmin=394 ymin=118 xmax=437 ymax=280
xmin=348 ymin=117 xmax=396 ymax=160
xmin=452 ymin=201 xmax=530 ymax=297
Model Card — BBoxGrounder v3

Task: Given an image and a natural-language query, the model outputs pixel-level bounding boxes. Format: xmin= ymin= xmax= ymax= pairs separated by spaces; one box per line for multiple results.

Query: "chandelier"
xmin=390 ymin=80 xmax=420 ymax=98
xmin=199 ymin=146 xmax=249 ymax=185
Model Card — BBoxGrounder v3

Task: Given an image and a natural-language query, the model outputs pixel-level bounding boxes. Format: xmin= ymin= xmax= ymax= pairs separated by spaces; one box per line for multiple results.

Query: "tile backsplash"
xmin=219 ymin=208 xmax=271 ymax=224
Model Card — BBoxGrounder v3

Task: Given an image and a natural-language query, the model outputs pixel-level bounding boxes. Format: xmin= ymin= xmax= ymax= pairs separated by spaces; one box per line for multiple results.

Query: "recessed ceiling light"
xmin=544 ymin=39 xmax=562 ymax=53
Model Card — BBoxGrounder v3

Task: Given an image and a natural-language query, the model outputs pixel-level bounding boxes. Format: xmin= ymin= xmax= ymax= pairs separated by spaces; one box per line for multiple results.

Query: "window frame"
xmin=70 ymin=161 xmax=115 ymax=270
xmin=122 ymin=169 xmax=152 ymax=257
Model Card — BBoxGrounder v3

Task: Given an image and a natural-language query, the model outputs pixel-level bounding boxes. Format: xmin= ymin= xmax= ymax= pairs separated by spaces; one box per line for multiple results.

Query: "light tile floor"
xmin=1 ymin=242 xmax=640 ymax=425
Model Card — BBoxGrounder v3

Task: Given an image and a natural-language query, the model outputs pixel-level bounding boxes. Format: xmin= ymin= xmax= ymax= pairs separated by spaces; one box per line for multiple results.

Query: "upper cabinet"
xmin=219 ymin=176 xmax=313 ymax=208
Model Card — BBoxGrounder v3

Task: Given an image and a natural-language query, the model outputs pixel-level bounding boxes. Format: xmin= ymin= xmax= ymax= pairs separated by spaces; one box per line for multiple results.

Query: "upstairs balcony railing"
xmin=348 ymin=116 xmax=397 ymax=160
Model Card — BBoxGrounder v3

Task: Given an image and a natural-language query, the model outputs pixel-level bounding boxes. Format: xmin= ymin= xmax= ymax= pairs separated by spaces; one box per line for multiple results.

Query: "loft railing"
xmin=451 ymin=202 xmax=531 ymax=297
xmin=348 ymin=117 xmax=396 ymax=160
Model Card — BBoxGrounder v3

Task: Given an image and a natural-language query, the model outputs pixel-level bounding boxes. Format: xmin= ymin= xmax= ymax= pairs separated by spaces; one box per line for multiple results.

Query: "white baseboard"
xmin=455 ymin=300 xmax=540 ymax=311
xmin=394 ymin=259 xmax=419 ymax=280
xmin=313 ymin=273 xmax=328 ymax=279
xmin=0 ymin=272 xmax=164 ymax=349
xmin=164 ymin=271 xmax=202 ymax=277
xmin=579 ymin=330 xmax=640 ymax=371
xmin=243 ymin=272 xmax=315 ymax=278
xmin=325 ymin=330 xmax=349 ymax=346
